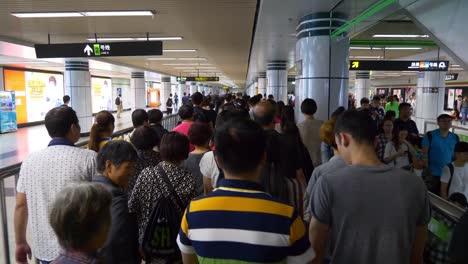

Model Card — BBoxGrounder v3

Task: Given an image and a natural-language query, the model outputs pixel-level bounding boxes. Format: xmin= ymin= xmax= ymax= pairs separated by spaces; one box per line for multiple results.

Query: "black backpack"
xmin=166 ymin=98 xmax=173 ymax=107
xmin=141 ymin=166 xmax=184 ymax=262
xmin=446 ymin=163 xmax=456 ymax=194
xmin=115 ymin=97 xmax=120 ymax=105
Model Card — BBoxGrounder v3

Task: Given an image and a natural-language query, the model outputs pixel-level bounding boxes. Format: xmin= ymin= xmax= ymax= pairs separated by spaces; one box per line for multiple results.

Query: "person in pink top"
xmin=173 ymin=105 xmax=195 ymax=152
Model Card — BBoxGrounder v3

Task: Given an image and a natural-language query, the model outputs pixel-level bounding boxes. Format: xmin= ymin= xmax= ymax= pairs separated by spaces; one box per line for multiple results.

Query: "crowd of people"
xmin=13 ymin=91 xmax=468 ymax=264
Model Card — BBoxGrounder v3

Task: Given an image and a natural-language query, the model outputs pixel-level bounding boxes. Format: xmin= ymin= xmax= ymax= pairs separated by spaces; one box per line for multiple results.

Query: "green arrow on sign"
xmin=94 ymin=44 xmax=101 ymax=56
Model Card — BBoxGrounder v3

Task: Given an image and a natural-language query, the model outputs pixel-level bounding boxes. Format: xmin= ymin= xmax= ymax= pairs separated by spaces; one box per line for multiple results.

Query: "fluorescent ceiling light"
xmin=450 ymin=68 xmax=464 ymax=71
xmin=174 ymin=67 xmax=215 ymax=69
xmin=82 ymin=11 xmax=154 ymax=17
xmin=384 ymin=47 xmax=422 ymax=50
xmin=350 ymin=56 xmax=382 ymax=59
xmin=146 ymin=57 xmax=206 ymax=61
xmin=87 ymin=36 xmax=182 ymax=42
xmin=12 ymin=12 xmax=83 ymax=18
xmin=452 ymin=64 xmax=460 ymax=67
xmin=162 ymin=63 xmax=211 ymax=66
xmin=1 ymin=61 xmax=48 ymax=64
xmin=350 ymin=47 xmax=382 ymax=50
xmin=12 ymin=10 xmax=154 ymax=18
xmin=372 ymin=34 xmax=429 ymax=38
xmin=135 ymin=37 xmax=182 ymax=41
xmin=163 ymin=49 xmax=197 ymax=53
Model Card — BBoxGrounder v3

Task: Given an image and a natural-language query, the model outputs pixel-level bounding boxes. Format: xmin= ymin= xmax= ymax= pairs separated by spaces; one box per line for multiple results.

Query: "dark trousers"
xmin=166 ymin=107 xmax=173 ymax=114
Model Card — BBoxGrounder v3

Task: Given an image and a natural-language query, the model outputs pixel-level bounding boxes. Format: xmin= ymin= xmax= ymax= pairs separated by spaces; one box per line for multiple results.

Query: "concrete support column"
xmin=130 ymin=72 xmax=146 ymax=109
xmin=160 ymin=76 xmax=171 ymax=112
xmin=355 ymin=71 xmax=371 ymax=103
xmin=65 ymin=60 xmax=92 ymax=133
xmin=295 ymin=12 xmax=349 ymax=122
xmin=178 ymin=82 xmax=186 ymax=104
xmin=267 ymin=61 xmax=288 ymax=103
xmin=257 ymin=72 xmax=266 ymax=96
xmin=195 ymin=83 xmax=201 ymax=93
xmin=414 ymin=71 xmax=446 ymax=132
xmin=189 ymin=82 xmax=197 ymax=95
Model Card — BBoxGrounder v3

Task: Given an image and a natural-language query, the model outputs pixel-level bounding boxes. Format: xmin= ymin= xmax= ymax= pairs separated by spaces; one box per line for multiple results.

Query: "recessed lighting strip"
xmin=147 ymin=57 xmax=207 ymax=61
xmin=12 ymin=10 xmax=154 ymax=18
xmin=372 ymin=34 xmax=429 ymax=38
xmin=86 ymin=37 xmax=183 ymax=42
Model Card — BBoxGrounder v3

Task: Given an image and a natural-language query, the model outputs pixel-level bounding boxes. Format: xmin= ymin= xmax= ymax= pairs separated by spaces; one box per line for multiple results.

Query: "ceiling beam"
xmin=331 ymin=0 xmax=397 ymax=39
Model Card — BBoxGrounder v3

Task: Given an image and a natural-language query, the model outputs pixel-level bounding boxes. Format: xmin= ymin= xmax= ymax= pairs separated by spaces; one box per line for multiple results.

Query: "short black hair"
xmin=437 ymin=114 xmax=452 ymax=122
xmin=448 ymin=193 xmax=468 ymax=208
xmin=216 ymin=109 xmax=250 ymax=127
xmin=455 ymin=142 xmax=468 ymax=153
xmin=191 ymin=92 xmax=204 ymax=105
xmin=131 ymin=109 xmax=148 ymax=127
xmin=96 ymin=141 xmax=138 ymax=174
xmin=398 ymin=102 xmax=411 ymax=111
xmin=385 ymin=110 xmax=396 ymax=118
xmin=332 ymin=106 xmax=346 ymax=118
xmin=63 ymin=95 xmax=70 ymax=104
xmin=178 ymin=105 xmax=194 ymax=120
xmin=215 ymin=118 xmax=266 ymax=175
xmin=301 ymin=99 xmax=318 ymax=115
xmin=334 ymin=110 xmax=376 ymax=145
xmin=188 ymin=123 xmax=213 ymax=146
xmin=248 ymin=95 xmax=261 ymax=106
xmin=160 ymin=132 xmax=189 ymax=163
xmin=45 ymin=106 xmax=79 ymax=138
xmin=224 ymin=94 xmax=233 ymax=102
xmin=372 ymin=95 xmax=381 ymax=101
xmin=360 ymin=97 xmax=370 ymax=105
xmin=130 ymin=126 xmax=160 ymax=150
xmin=148 ymin=109 xmax=163 ymax=124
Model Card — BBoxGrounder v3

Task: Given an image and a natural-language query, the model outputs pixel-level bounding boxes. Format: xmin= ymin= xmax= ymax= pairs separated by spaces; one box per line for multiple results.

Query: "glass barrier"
xmin=0 ymin=113 xmax=179 ymax=264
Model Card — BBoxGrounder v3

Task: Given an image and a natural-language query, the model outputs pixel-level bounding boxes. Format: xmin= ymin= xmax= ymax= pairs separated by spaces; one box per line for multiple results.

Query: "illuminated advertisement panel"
xmin=4 ymin=69 xmax=64 ymax=124
xmin=91 ymin=77 xmax=113 ymax=113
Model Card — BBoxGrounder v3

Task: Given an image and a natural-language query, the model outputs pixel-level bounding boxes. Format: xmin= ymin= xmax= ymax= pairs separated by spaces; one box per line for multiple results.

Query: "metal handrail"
xmin=429 ymin=192 xmax=465 ymax=223
xmin=424 ymin=120 xmax=468 ymax=134
xmin=0 ymin=113 xmax=179 ymax=264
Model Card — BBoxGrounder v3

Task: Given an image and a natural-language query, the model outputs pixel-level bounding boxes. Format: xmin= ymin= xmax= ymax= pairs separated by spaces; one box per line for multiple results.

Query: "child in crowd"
xmin=441 ymin=142 xmax=468 ymax=200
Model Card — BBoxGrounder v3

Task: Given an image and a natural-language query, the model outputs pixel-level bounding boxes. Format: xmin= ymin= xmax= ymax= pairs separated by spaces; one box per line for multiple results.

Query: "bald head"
xmin=253 ymin=101 xmax=275 ymax=128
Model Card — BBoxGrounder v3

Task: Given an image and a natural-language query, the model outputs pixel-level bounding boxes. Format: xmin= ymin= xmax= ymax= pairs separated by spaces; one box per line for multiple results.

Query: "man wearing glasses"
xmin=422 ymin=114 xmax=460 ymax=195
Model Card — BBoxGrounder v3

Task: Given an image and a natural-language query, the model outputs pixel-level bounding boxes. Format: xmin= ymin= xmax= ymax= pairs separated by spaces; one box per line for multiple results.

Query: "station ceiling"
xmin=0 ymin=0 xmax=257 ymax=87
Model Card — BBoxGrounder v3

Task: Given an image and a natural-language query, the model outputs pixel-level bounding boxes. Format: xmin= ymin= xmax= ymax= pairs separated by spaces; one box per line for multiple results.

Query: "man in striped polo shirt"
xmin=177 ymin=118 xmax=315 ymax=263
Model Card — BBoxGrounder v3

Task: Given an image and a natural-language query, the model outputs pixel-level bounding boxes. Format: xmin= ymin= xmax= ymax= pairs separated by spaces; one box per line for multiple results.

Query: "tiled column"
xmin=65 ymin=60 xmax=92 ymax=133
xmin=130 ymin=72 xmax=146 ymax=109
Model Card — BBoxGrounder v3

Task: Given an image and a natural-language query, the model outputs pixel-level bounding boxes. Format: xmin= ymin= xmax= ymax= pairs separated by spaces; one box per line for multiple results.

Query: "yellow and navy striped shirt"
xmin=177 ymin=179 xmax=314 ymax=263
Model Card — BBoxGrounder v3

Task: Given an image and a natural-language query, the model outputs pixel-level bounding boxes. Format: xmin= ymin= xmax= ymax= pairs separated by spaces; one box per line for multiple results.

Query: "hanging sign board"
xmin=35 ymin=41 xmax=163 ymax=58
xmin=349 ymin=60 xmax=449 ymax=71
xmin=445 ymin=73 xmax=459 ymax=81
xmin=176 ymin=77 xmax=219 ymax=82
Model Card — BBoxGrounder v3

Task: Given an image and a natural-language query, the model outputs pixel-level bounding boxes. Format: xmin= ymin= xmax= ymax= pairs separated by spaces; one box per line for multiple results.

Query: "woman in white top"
xmin=384 ymin=127 xmax=416 ymax=169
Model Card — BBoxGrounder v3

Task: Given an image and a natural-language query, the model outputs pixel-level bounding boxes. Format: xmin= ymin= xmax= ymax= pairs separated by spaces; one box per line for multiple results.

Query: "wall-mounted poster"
xmin=4 ymin=69 xmax=64 ymax=124
xmin=91 ymin=77 xmax=113 ymax=113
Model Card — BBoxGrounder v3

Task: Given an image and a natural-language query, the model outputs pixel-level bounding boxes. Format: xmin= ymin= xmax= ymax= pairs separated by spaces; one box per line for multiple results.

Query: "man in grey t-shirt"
xmin=309 ymin=110 xmax=431 ymax=264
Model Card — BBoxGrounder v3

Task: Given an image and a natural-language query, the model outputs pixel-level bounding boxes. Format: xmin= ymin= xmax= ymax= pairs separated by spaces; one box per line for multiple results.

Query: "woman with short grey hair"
xmin=49 ymin=182 xmax=112 ymax=264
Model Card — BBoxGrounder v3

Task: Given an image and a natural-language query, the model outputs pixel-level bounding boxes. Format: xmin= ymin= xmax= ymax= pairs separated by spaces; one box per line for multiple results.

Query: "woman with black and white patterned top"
xmin=128 ymin=132 xmax=197 ymax=264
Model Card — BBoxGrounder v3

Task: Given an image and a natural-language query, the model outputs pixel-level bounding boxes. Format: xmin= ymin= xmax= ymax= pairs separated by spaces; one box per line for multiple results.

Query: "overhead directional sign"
xmin=349 ymin=60 xmax=450 ymax=71
xmin=445 ymin=73 xmax=459 ymax=81
xmin=176 ymin=76 xmax=219 ymax=82
xmin=35 ymin=41 xmax=163 ymax=58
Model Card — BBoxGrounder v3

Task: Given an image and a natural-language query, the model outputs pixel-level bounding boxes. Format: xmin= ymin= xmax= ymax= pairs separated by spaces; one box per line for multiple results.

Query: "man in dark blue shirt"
xmin=394 ymin=102 xmax=420 ymax=145
xmin=182 ymin=92 xmax=190 ymax=106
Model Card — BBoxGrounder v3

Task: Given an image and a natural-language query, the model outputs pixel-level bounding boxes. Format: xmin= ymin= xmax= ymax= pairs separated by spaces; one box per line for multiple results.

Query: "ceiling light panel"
xmin=12 ymin=12 xmax=83 ymax=18
xmin=162 ymin=63 xmax=211 ymax=66
xmin=350 ymin=47 xmax=382 ymax=50
xmin=82 ymin=11 xmax=154 ymax=16
xmin=350 ymin=56 xmax=382 ymax=59
xmin=372 ymin=34 xmax=429 ymax=38
xmin=384 ymin=47 xmax=422 ymax=50
xmin=87 ymin=37 xmax=182 ymax=42
xmin=173 ymin=67 xmax=215 ymax=69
